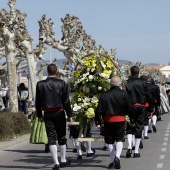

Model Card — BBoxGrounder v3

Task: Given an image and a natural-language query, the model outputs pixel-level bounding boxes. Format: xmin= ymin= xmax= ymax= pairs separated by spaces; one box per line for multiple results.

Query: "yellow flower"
xmin=106 ymin=60 xmax=113 ymax=69
xmin=84 ymin=60 xmax=91 ymax=66
xmin=73 ymin=70 xmax=81 ymax=78
xmin=85 ymin=108 xmax=95 ymax=119
xmin=103 ymin=70 xmax=111 ymax=76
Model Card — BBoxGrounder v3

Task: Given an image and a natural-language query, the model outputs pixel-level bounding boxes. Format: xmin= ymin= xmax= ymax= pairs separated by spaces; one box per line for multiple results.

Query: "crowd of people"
xmin=34 ymin=63 xmax=170 ymax=170
xmin=0 ymin=81 xmax=29 ymax=113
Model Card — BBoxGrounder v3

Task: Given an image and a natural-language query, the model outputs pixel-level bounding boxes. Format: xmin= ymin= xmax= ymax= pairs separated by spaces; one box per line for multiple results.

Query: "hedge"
xmin=0 ymin=112 xmax=30 ymax=141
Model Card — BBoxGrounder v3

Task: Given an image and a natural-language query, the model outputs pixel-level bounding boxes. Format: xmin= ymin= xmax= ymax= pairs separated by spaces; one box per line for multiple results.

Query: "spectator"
xmin=0 ymin=81 xmax=9 ymax=109
xmin=18 ymin=83 xmax=28 ymax=114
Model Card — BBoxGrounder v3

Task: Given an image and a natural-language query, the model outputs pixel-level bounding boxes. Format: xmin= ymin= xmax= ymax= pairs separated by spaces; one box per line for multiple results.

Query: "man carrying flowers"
xmin=95 ymin=76 xmax=135 ymax=169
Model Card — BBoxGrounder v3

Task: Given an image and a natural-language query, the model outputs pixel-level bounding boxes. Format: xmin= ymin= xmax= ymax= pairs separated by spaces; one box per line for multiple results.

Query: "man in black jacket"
xmin=126 ymin=66 xmax=153 ymax=158
xmin=148 ymin=79 xmax=161 ymax=133
xmin=36 ymin=63 xmax=72 ymax=170
xmin=95 ymin=76 xmax=135 ymax=169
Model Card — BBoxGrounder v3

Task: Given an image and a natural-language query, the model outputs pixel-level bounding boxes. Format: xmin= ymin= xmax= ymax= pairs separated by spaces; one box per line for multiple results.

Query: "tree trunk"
xmin=25 ymin=51 xmax=36 ymax=101
xmin=6 ymin=51 xmax=18 ymax=112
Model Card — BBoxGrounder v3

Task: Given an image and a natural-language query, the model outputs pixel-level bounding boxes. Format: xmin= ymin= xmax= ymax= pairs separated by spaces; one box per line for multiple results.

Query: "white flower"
xmin=78 ymin=98 xmax=82 ymax=102
xmin=98 ymin=86 xmax=102 ymax=90
xmin=88 ymin=75 xmax=94 ymax=81
xmin=82 ymin=102 xmax=90 ymax=107
xmin=91 ymin=68 xmax=95 ymax=72
xmin=100 ymin=73 xmax=109 ymax=79
xmin=73 ymin=104 xmax=81 ymax=111
xmin=83 ymin=96 xmax=90 ymax=102
xmin=100 ymin=61 xmax=106 ymax=69
xmin=82 ymin=72 xmax=89 ymax=78
xmin=91 ymin=96 xmax=99 ymax=103
xmin=87 ymin=68 xmax=90 ymax=72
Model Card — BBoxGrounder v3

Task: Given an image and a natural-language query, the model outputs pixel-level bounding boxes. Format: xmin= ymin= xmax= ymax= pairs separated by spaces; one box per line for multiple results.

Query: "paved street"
xmin=0 ymin=113 xmax=170 ymax=170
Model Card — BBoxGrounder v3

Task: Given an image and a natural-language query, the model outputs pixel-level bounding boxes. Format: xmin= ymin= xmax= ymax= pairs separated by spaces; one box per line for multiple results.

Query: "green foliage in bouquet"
xmin=70 ymin=49 xmax=121 ymax=128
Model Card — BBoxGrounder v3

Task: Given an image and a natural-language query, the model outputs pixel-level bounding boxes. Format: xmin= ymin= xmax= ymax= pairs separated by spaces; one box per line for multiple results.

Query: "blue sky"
xmin=1 ymin=0 xmax=170 ymax=64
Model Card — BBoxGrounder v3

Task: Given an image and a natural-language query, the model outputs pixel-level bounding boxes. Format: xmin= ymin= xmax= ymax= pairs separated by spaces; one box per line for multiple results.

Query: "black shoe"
xmin=52 ymin=164 xmax=60 ymax=170
xmin=133 ymin=153 xmax=140 ymax=158
xmin=107 ymin=162 xmax=114 ymax=169
xmin=80 ymin=143 xmax=86 ymax=152
xmin=60 ymin=160 xmax=71 ymax=168
xmin=144 ymin=136 xmax=149 ymax=139
xmin=132 ymin=146 xmax=135 ymax=150
xmin=158 ymin=117 xmax=161 ymax=121
xmin=87 ymin=149 xmax=95 ymax=157
xmin=114 ymin=157 xmax=121 ymax=169
xmin=148 ymin=130 xmax=152 ymax=133
xmin=72 ymin=148 xmax=77 ymax=153
xmin=77 ymin=155 xmax=82 ymax=159
xmin=126 ymin=149 xmax=132 ymax=158
xmin=139 ymin=140 xmax=143 ymax=149
xmin=45 ymin=144 xmax=50 ymax=153
xmin=103 ymin=146 xmax=107 ymax=151
xmin=152 ymin=124 xmax=157 ymax=133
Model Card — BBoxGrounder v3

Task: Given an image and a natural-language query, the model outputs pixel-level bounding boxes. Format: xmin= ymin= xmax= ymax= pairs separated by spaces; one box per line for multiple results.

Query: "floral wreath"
xmin=70 ymin=50 xmax=121 ymax=128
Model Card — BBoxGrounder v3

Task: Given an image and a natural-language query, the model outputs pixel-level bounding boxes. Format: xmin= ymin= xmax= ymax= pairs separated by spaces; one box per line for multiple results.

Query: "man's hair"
xmin=110 ymin=76 xmax=121 ymax=87
xmin=131 ymin=66 xmax=139 ymax=76
xmin=47 ymin=63 xmax=57 ymax=75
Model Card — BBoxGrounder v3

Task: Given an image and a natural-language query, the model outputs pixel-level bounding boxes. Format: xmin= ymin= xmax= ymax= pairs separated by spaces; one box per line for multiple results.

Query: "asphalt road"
xmin=0 ymin=113 xmax=170 ymax=170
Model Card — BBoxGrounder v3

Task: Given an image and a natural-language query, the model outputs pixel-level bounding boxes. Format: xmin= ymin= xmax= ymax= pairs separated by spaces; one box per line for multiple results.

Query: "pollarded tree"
xmin=0 ymin=0 xmax=46 ymax=112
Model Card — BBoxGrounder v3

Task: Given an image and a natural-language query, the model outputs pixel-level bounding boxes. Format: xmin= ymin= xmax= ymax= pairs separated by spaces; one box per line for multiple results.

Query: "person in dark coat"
xmin=125 ymin=66 xmax=153 ymax=158
xmin=148 ymin=78 xmax=161 ymax=133
xmin=95 ymin=76 xmax=135 ymax=169
xmin=36 ymin=63 xmax=72 ymax=170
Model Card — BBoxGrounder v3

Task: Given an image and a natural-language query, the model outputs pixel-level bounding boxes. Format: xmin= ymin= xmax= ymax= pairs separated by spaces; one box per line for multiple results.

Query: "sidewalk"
xmin=0 ymin=134 xmax=30 ymax=150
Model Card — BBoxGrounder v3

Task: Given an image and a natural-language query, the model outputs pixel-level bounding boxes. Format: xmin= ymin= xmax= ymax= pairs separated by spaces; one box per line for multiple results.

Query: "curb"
xmin=0 ymin=134 xmax=30 ymax=150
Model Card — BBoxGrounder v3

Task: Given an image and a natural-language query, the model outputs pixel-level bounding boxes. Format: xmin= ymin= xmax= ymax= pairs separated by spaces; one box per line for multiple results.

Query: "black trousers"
xmin=153 ymin=102 xmax=161 ymax=118
xmin=104 ymin=121 xmax=125 ymax=144
xmin=144 ymin=109 xmax=149 ymax=126
xmin=44 ymin=110 xmax=67 ymax=145
xmin=69 ymin=125 xmax=92 ymax=138
xmin=126 ymin=106 xmax=145 ymax=138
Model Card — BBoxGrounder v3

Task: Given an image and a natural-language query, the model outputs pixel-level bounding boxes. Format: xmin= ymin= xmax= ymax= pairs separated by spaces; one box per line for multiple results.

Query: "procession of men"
xmin=34 ymin=64 xmax=170 ymax=170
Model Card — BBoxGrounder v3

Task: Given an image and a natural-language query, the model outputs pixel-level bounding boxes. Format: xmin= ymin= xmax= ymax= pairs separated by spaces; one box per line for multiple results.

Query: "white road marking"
xmin=165 ymin=133 xmax=169 ymax=136
xmin=163 ymin=142 xmax=167 ymax=146
xmin=157 ymin=163 xmax=163 ymax=168
xmin=164 ymin=137 xmax=168 ymax=141
xmin=161 ymin=148 xmax=167 ymax=152
xmin=159 ymin=155 xmax=165 ymax=160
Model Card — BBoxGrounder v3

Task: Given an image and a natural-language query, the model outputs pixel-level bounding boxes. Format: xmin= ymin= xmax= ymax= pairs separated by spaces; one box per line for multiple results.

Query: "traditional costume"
xmin=126 ymin=70 xmax=153 ymax=158
xmin=95 ymin=84 xmax=135 ymax=169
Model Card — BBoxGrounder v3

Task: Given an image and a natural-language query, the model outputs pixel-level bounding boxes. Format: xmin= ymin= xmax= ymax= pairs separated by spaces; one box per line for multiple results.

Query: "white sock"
xmin=152 ymin=115 xmax=157 ymax=126
xmin=116 ymin=142 xmax=123 ymax=159
xmin=127 ymin=134 xmax=132 ymax=149
xmin=135 ymin=139 xmax=141 ymax=153
xmin=49 ymin=145 xmax=59 ymax=165
xmin=148 ymin=119 xmax=152 ymax=130
xmin=132 ymin=135 xmax=135 ymax=147
xmin=77 ymin=145 xmax=82 ymax=156
xmin=59 ymin=145 xmax=66 ymax=162
xmin=106 ymin=143 xmax=115 ymax=162
xmin=86 ymin=141 xmax=93 ymax=153
xmin=144 ymin=126 xmax=148 ymax=136
xmin=71 ymin=138 xmax=77 ymax=149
